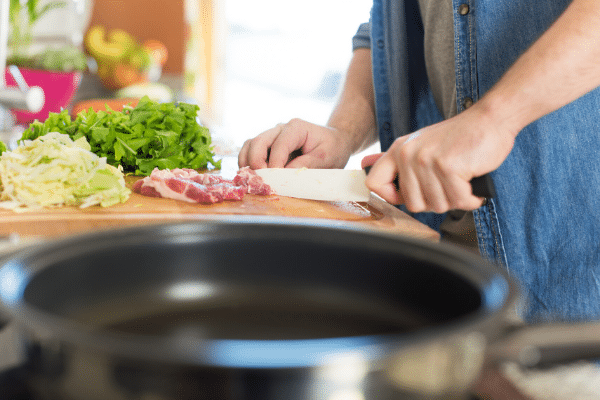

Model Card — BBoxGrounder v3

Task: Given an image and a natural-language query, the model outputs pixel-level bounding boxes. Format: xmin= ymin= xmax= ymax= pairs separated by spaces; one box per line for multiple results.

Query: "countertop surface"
xmin=0 ymin=115 xmax=598 ymax=398
xmin=0 ymin=156 xmax=440 ymax=241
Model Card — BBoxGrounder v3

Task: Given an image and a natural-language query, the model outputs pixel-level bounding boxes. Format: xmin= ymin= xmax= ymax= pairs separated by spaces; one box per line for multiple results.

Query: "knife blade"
xmin=255 ymin=168 xmax=371 ymax=202
xmin=255 ymin=167 xmax=495 ymax=203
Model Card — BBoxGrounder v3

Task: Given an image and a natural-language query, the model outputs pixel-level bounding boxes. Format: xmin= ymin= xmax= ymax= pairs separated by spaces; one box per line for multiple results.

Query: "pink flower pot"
xmin=4 ymin=68 xmax=82 ymax=124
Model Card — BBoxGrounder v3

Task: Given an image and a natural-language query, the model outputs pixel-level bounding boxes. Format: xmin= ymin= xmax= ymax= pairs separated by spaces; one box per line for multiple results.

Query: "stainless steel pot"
xmin=0 ymin=216 xmax=599 ymax=400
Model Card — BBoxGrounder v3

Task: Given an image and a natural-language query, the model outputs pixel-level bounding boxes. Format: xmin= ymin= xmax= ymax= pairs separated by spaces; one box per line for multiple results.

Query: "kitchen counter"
xmin=0 ymin=155 xmax=440 ymax=241
xmin=0 ymin=153 xmax=598 ymax=398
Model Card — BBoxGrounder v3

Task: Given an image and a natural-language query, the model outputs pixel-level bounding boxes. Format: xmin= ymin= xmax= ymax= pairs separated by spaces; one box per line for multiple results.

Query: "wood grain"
xmin=0 ymin=176 xmax=439 ymax=241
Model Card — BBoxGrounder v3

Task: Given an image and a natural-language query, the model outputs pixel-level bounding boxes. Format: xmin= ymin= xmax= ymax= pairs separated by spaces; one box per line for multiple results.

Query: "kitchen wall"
xmin=33 ymin=0 xmax=188 ymax=75
xmin=86 ymin=0 xmax=186 ymax=75
xmin=85 ymin=0 xmax=222 ymax=125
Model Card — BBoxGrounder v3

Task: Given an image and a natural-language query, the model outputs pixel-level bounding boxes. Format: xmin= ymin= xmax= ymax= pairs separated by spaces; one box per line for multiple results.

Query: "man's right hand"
xmin=238 ymin=118 xmax=354 ymax=170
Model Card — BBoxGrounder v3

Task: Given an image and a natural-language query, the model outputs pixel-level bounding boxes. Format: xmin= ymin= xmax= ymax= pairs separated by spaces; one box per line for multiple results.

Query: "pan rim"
xmin=0 ymin=215 xmax=521 ymax=369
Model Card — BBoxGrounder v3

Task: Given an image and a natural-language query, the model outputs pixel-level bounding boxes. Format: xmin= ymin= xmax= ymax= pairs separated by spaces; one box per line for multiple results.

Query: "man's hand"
xmin=238 ymin=118 xmax=354 ymax=169
xmin=239 ymin=48 xmax=377 ymax=171
xmin=364 ymin=106 xmax=516 ymax=213
xmin=364 ymin=0 xmax=600 ymax=214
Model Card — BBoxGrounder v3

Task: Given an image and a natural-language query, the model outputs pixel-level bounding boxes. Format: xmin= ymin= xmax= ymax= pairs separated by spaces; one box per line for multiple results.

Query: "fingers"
xmin=268 ymin=122 xmax=307 ymax=168
xmin=365 ymin=135 xmax=486 ymax=212
xmin=239 ymin=119 xmax=348 ymax=170
xmin=238 ymin=120 xmax=315 ymax=169
xmin=238 ymin=124 xmax=285 ymax=169
xmin=441 ymin=174 xmax=486 ymax=211
xmin=360 ymin=152 xmax=384 ymax=169
xmin=365 ymin=152 xmax=404 ymax=205
xmin=400 ymin=164 xmax=484 ymax=213
xmin=285 ymin=152 xmax=318 ymax=169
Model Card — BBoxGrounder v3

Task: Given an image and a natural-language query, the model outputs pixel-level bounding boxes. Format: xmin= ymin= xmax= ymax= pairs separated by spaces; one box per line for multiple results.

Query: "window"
xmin=211 ymin=0 xmax=374 ymax=168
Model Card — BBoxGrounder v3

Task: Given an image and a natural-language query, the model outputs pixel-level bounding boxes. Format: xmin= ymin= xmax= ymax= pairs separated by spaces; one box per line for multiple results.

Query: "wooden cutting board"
xmin=0 ymin=175 xmax=439 ymax=241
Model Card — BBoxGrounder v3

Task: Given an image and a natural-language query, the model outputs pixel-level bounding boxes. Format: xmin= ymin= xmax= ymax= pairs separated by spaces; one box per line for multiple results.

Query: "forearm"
xmin=326 ymin=48 xmax=378 ymax=154
xmin=477 ymin=0 xmax=600 ymax=137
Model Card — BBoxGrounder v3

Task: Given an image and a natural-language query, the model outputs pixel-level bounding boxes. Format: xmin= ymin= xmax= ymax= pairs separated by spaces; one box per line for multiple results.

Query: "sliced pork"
xmin=132 ymin=167 xmax=272 ymax=204
xmin=233 ymin=167 xmax=274 ymax=195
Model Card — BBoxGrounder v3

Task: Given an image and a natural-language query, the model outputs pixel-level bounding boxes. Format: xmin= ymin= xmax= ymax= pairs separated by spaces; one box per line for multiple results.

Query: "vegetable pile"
xmin=0 ymin=132 xmax=130 ymax=212
xmin=20 ymin=96 xmax=221 ymax=176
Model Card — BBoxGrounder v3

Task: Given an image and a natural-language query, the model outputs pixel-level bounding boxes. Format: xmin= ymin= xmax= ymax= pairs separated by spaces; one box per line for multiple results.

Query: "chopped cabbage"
xmin=0 ymin=132 xmax=131 ymax=212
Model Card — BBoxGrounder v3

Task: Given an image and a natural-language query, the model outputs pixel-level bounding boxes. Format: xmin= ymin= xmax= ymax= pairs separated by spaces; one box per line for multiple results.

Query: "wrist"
xmin=471 ymin=90 xmax=527 ymax=140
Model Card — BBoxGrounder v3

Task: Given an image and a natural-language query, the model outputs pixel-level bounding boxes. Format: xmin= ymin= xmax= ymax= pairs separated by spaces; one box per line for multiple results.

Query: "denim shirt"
xmin=354 ymin=0 xmax=600 ymax=324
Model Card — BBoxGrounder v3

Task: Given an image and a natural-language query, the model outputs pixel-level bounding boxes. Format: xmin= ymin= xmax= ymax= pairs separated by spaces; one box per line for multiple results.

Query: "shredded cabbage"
xmin=0 ymin=132 xmax=131 ymax=212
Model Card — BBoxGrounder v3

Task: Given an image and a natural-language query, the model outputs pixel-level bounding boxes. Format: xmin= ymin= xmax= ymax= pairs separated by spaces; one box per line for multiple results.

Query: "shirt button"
xmin=458 ymin=4 xmax=470 ymax=15
xmin=382 ymin=121 xmax=391 ymax=130
xmin=463 ymin=97 xmax=474 ymax=109
xmin=377 ymin=39 xmax=384 ymax=49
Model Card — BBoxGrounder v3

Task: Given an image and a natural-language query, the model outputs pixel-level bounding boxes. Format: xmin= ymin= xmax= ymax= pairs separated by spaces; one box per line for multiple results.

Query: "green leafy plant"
xmin=7 ymin=0 xmax=86 ymax=72
xmin=20 ymin=96 xmax=222 ymax=175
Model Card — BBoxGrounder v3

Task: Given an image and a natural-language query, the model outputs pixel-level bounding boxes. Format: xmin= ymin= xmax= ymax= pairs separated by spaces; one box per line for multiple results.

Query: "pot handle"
xmin=487 ymin=322 xmax=600 ymax=369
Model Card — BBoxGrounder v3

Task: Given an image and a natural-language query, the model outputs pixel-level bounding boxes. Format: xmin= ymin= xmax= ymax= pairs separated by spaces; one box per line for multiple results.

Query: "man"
xmin=239 ymin=0 xmax=600 ymax=325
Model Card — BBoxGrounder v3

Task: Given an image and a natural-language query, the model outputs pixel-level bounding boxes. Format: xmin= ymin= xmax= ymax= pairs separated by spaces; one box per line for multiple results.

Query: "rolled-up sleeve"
xmin=352 ymin=22 xmax=371 ymax=50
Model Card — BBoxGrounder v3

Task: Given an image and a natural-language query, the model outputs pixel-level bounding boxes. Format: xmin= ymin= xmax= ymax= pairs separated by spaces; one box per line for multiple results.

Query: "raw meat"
xmin=132 ymin=167 xmax=272 ymax=204
xmin=233 ymin=167 xmax=274 ymax=195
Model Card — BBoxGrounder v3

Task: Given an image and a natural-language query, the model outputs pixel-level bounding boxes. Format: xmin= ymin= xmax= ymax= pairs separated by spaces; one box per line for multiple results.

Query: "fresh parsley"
xmin=20 ymin=96 xmax=221 ymax=175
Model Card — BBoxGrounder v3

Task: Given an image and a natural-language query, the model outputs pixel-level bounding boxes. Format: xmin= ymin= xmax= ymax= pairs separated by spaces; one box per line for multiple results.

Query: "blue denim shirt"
xmin=355 ymin=0 xmax=600 ymax=324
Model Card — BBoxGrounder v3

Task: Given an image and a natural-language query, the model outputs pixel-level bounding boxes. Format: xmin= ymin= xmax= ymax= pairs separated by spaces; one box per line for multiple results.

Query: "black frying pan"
xmin=0 ymin=216 xmax=597 ymax=400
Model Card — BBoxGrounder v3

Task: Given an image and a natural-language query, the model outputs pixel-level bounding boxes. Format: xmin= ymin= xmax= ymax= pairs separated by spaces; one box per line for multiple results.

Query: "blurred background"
xmin=6 ymin=0 xmax=375 ymax=167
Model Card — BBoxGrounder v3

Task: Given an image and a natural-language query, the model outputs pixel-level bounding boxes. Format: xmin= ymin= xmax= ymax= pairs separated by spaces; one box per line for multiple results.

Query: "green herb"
xmin=20 ymin=96 xmax=221 ymax=176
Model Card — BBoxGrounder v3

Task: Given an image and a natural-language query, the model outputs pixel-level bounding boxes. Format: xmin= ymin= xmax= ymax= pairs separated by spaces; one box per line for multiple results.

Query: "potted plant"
xmin=5 ymin=0 xmax=87 ymax=124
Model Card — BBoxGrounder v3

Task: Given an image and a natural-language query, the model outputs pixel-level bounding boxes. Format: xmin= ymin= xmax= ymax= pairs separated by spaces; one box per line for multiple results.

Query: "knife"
xmin=255 ymin=168 xmax=371 ymax=202
xmin=255 ymin=168 xmax=495 ymax=203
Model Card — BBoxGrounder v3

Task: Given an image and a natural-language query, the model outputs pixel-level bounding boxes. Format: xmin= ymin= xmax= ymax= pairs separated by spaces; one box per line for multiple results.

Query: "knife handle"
xmin=363 ymin=166 xmax=496 ymax=198
xmin=470 ymin=173 xmax=496 ymax=198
